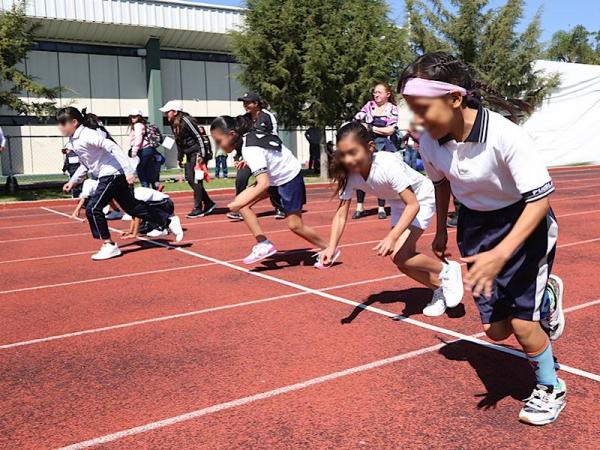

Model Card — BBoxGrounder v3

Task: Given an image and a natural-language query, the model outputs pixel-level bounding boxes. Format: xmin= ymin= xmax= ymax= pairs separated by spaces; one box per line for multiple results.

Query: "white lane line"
xmin=44 ymin=206 xmax=600 ymax=385
xmin=55 ymin=341 xmax=452 ymax=449
xmin=56 ymin=296 xmax=600 ymax=449
xmin=0 ymin=273 xmax=409 ymax=350
xmin=40 ymin=206 xmax=85 ymax=221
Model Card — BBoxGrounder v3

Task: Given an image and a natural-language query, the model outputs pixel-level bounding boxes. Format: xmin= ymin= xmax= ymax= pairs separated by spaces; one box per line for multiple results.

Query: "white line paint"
xmin=56 ymin=296 xmax=600 ymax=449
xmin=56 ymin=341 xmax=452 ymax=449
xmin=44 ymin=207 xmax=600 ymax=384
xmin=41 ymin=206 xmax=85 ymax=222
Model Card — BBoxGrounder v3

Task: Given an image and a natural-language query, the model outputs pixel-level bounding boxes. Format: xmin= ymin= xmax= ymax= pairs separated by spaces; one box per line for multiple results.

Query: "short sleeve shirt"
xmin=242 ymin=139 xmax=302 ymax=186
xmin=419 ymin=108 xmax=554 ymax=211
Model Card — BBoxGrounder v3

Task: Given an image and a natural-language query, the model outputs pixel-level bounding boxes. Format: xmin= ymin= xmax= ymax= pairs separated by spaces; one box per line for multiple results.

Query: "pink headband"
xmin=402 ymin=78 xmax=468 ymax=97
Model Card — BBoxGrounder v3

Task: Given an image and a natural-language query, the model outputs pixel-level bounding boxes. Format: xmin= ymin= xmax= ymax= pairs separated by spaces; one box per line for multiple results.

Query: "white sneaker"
xmin=121 ymin=213 xmax=132 ymax=221
xmin=167 ymin=216 xmax=184 ymax=242
xmin=147 ymin=229 xmax=168 ymax=238
xmin=439 ymin=261 xmax=464 ymax=308
xmin=423 ymin=288 xmax=447 ymax=317
xmin=243 ymin=241 xmax=277 ymax=265
xmin=105 ymin=210 xmax=123 ymax=220
xmin=519 ymin=378 xmax=567 ymax=426
xmin=91 ymin=242 xmax=121 ymax=261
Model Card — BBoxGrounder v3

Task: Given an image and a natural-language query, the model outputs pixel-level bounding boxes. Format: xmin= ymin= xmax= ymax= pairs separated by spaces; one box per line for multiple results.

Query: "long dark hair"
xmin=210 ymin=115 xmax=253 ymax=150
xmin=55 ymin=107 xmax=114 ymax=141
xmin=127 ymin=114 xmax=147 ymax=132
xmin=397 ymin=52 xmax=531 ymax=121
xmin=170 ymin=111 xmax=198 ymax=146
xmin=56 ymin=106 xmax=84 ymax=125
xmin=332 ymin=121 xmax=374 ymax=197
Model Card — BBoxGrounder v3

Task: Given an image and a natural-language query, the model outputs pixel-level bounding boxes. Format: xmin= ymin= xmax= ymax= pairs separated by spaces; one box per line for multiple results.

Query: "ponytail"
xmin=81 ymin=109 xmax=114 ymax=141
xmin=210 ymin=115 xmax=253 ymax=150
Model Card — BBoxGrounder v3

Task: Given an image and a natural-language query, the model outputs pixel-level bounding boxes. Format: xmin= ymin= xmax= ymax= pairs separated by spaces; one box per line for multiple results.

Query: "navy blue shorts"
xmin=457 ymin=201 xmax=558 ymax=324
xmin=268 ymin=172 xmax=306 ymax=214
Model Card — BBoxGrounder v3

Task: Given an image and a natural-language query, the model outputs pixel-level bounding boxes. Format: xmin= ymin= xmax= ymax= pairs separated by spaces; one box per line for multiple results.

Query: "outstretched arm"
xmin=228 ymin=172 xmax=270 ymax=212
xmin=373 ymin=188 xmax=419 ymax=256
xmin=321 ymin=199 xmax=351 ymax=265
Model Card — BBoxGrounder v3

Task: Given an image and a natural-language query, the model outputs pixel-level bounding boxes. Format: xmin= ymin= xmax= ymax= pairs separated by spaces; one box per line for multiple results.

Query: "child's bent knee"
xmin=483 ymin=324 xmax=511 ymax=342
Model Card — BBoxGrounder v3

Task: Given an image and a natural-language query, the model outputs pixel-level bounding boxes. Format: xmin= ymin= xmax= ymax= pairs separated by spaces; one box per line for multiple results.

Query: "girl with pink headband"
xmin=399 ymin=52 xmax=566 ymax=426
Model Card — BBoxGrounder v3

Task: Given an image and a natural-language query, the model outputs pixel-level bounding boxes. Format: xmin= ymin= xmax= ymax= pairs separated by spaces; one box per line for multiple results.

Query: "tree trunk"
xmin=319 ymin=127 xmax=329 ymax=182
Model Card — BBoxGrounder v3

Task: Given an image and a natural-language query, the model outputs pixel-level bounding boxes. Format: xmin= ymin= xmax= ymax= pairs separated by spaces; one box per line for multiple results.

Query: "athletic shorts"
xmin=390 ymin=178 xmax=435 ymax=230
xmin=457 ymin=201 xmax=558 ymax=324
xmin=268 ymin=171 xmax=306 ymax=214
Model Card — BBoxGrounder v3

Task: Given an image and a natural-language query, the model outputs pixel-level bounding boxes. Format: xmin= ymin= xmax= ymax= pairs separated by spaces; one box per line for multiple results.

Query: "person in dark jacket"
xmin=62 ymin=147 xmax=83 ymax=198
xmin=160 ymin=101 xmax=216 ymax=218
xmin=304 ymin=126 xmax=321 ymax=173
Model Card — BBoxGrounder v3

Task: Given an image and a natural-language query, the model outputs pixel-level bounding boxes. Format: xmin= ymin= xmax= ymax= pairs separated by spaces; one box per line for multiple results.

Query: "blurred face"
xmin=130 ymin=115 xmax=140 ymax=124
xmin=335 ymin=133 xmax=376 ymax=176
xmin=165 ymin=110 xmax=177 ymax=122
xmin=210 ymin=127 xmax=237 ymax=153
xmin=372 ymin=84 xmax=390 ymax=106
xmin=243 ymin=101 xmax=259 ymax=114
xmin=403 ymin=93 xmax=463 ymax=140
xmin=57 ymin=119 xmax=79 ymax=137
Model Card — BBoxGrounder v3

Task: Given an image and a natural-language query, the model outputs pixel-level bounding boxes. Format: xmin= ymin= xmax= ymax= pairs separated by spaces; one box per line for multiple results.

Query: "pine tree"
xmin=405 ymin=0 xmax=558 ymax=112
xmin=0 ymin=1 xmax=59 ymax=115
xmin=546 ymin=25 xmax=600 ymax=65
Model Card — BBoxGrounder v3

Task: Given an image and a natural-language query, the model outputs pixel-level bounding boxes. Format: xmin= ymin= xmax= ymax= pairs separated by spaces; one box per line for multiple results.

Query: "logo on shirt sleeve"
xmin=523 ymin=180 xmax=555 ymax=202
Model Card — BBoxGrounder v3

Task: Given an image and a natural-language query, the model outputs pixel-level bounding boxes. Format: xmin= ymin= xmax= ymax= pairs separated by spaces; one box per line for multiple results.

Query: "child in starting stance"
xmin=321 ymin=122 xmax=463 ymax=316
xmin=210 ymin=115 xmax=335 ymax=267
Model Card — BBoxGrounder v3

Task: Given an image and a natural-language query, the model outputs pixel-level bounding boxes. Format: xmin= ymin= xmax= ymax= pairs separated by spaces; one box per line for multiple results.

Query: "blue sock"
xmin=527 ymin=339 xmax=558 ymax=387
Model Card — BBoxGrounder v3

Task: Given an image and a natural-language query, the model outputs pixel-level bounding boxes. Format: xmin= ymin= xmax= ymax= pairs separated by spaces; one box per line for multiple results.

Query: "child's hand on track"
xmin=121 ymin=232 xmax=136 ymax=240
xmin=462 ymin=249 xmax=507 ymax=298
xmin=320 ymin=246 xmax=336 ymax=266
xmin=373 ymin=234 xmax=397 ymax=257
xmin=432 ymin=230 xmax=449 ymax=261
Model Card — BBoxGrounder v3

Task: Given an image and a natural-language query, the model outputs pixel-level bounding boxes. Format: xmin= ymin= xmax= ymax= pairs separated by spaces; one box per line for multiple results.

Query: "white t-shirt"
xmin=340 ymin=152 xmax=433 ymax=206
xmin=79 ymin=179 xmax=99 ymax=199
xmin=134 ymin=187 xmax=169 ymax=202
xmin=419 ymin=108 xmax=554 ymax=211
xmin=243 ymin=139 xmax=302 ymax=186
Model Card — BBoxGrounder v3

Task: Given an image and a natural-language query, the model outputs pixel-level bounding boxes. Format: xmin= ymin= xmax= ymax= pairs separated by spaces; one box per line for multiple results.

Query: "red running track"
xmin=0 ymin=167 xmax=599 ymax=449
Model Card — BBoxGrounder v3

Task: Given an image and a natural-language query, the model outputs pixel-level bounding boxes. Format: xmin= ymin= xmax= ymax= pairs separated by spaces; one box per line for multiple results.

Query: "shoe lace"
xmin=524 ymin=385 xmax=552 ymax=410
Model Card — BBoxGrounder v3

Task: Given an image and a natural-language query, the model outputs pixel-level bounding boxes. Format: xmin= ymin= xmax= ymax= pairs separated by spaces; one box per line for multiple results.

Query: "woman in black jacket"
xmin=161 ymin=101 xmax=216 ymax=218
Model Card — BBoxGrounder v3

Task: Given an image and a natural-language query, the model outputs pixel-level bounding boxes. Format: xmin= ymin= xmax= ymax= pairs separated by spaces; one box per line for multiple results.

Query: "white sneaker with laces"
xmin=423 ymin=288 xmax=447 ymax=317
xmin=91 ymin=243 xmax=121 ymax=261
xmin=519 ymin=378 xmax=567 ymax=426
xmin=147 ymin=229 xmax=168 ymax=238
xmin=439 ymin=261 xmax=464 ymax=308
xmin=167 ymin=216 xmax=184 ymax=242
xmin=243 ymin=241 xmax=277 ymax=265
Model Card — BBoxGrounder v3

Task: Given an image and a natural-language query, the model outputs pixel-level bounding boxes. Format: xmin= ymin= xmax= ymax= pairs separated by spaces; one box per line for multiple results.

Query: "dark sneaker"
xmin=187 ymin=209 xmax=203 ymax=219
xmin=519 ymin=379 xmax=567 ymax=426
xmin=202 ymin=203 xmax=217 ymax=217
xmin=447 ymin=215 xmax=458 ymax=228
xmin=274 ymin=209 xmax=286 ymax=220
xmin=377 ymin=210 xmax=387 ymax=220
xmin=227 ymin=212 xmax=243 ymax=221
xmin=541 ymin=275 xmax=565 ymax=341
xmin=352 ymin=210 xmax=367 ymax=220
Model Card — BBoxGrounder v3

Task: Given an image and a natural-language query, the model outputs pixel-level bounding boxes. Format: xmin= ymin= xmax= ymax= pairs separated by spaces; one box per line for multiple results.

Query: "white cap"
xmin=159 ymin=100 xmax=184 ymax=113
xmin=128 ymin=108 xmax=144 ymax=117
xmin=80 ymin=179 xmax=99 ymax=199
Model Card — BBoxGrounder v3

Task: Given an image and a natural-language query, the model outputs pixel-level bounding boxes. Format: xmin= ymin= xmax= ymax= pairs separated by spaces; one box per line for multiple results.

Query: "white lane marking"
xmin=44 ymin=207 xmax=600 ymax=385
xmin=56 ymin=296 xmax=600 ymax=449
xmin=41 ymin=206 xmax=85 ymax=222
xmin=56 ymin=341 xmax=453 ymax=449
xmin=0 ymin=273 xmax=410 ymax=350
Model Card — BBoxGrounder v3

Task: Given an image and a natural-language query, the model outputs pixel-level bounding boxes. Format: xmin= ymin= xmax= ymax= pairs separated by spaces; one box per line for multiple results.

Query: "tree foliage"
xmin=231 ymin=0 xmax=409 ymax=128
xmin=545 ymin=25 xmax=600 ymax=65
xmin=405 ymin=0 xmax=558 ymax=110
xmin=0 ymin=1 xmax=59 ymax=115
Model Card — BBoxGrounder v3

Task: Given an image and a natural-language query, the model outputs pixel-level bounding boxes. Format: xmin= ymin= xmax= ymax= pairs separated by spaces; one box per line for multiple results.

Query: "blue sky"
xmin=197 ymin=0 xmax=600 ymax=42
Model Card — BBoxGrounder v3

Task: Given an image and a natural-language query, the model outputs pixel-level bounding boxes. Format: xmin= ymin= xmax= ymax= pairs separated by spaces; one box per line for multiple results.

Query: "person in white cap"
xmin=160 ymin=100 xmax=216 ymax=218
xmin=127 ymin=108 xmax=162 ymax=189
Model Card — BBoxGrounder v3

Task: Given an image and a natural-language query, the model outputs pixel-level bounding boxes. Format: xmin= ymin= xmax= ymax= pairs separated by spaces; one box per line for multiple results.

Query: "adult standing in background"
xmin=0 ymin=126 xmax=6 ymax=153
xmin=128 ymin=109 xmax=162 ymax=189
xmin=160 ymin=100 xmax=216 ymax=219
xmin=305 ymin=126 xmax=321 ymax=174
xmin=402 ymin=122 xmax=421 ymax=170
xmin=227 ymin=91 xmax=285 ymax=221
xmin=353 ymin=82 xmax=400 ymax=220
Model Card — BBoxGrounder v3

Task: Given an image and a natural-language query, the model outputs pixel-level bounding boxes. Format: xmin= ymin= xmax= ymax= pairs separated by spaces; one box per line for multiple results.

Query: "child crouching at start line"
xmin=321 ymin=121 xmax=463 ymax=316
xmin=210 ymin=115 xmax=337 ymax=268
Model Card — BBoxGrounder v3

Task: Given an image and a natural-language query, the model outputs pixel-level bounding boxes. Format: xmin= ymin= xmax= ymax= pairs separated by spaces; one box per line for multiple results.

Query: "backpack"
xmin=145 ymin=123 xmax=163 ymax=148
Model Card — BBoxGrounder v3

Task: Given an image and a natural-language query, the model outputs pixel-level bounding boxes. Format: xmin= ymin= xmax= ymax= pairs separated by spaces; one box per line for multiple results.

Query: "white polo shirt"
xmin=243 ymin=137 xmax=301 ymax=186
xmin=419 ymin=108 xmax=554 ymax=211
xmin=133 ymin=187 xmax=169 ymax=202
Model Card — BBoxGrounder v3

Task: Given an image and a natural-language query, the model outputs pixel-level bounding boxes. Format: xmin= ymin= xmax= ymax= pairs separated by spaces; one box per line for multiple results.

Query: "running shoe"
xmin=147 ymin=229 xmax=168 ymax=238
xmin=519 ymin=378 xmax=567 ymax=426
xmin=91 ymin=242 xmax=121 ymax=261
xmin=378 ymin=210 xmax=387 ymax=220
xmin=243 ymin=241 xmax=277 ymax=265
xmin=187 ymin=209 xmax=203 ymax=219
xmin=274 ymin=209 xmax=286 ymax=220
xmin=105 ymin=210 xmax=123 ymax=220
xmin=439 ymin=261 xmax=464 ymax=308
xmin=423 ymin=288 xmax=447 ymax=317
xmin=352 ymin=210 xmax=367 ymax=220
xmin=167 ymin=216 xmax=184 ymax=242
xmin=202 ymin=203 xmax=217 ymax=217
xmin=227 ymin=212 xmax=243 ymax=221
xmin=447 ymin=214 xmax=458 ymax=228
xmin=541 ymin=275 xmax=565 ymax=341
xmin=314 ymin=248 xmax=341 ymax=269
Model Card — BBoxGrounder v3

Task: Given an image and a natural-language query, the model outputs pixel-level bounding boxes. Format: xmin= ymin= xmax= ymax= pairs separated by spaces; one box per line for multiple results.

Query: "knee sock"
xmin=526 ymin=337 xmax=558 ymax=387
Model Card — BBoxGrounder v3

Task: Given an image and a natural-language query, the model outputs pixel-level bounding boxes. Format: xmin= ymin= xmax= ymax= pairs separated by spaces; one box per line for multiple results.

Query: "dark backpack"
xmin=145 ymin=123 xmax=163 ymax=148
